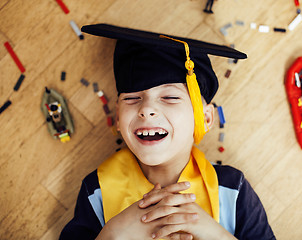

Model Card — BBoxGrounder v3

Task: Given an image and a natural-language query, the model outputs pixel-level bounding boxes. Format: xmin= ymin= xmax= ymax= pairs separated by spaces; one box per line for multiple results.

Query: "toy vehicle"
xmin=285 ymin=57 xmax=302 ymax=149
xmin=41 ymin=87 xmax=74 ymax=143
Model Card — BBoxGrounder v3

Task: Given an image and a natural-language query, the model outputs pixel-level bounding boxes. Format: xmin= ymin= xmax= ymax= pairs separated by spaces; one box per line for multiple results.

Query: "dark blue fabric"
xmin=60 ymin=166 xmax=275 ymax=240
xmin=59 ymin=170 xmax=101 ymax=240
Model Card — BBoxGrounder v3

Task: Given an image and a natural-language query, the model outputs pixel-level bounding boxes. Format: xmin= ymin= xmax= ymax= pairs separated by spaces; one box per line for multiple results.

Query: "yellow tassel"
xmin=160 ymin=35 xmax=208 ymax=144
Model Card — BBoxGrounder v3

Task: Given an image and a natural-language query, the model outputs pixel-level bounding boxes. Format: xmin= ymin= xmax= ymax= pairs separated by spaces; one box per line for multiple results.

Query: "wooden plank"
xmin=42 ymin=119 xmax=125 ymax=208
xmin=40 ymin=207 xmax=74 ymax=240
xmin=0 ymin=184 xmax=66 ymax=240
xmin=0 ymin=102 xmax=93 ymax=220
xmin=271 ymin=193 xmax=302 ymax=239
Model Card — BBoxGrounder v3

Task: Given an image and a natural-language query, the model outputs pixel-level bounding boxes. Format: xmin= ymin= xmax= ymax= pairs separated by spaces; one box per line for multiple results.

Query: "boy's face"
xmin=117 ymin=83 xmax=195 ymax=167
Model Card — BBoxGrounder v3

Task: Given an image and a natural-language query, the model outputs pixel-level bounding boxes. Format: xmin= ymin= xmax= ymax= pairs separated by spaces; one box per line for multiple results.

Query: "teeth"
xmin=136 ymin=129 xmax=167 ymax=136
xmin=149 ymin=130 xmax=155 ymax=136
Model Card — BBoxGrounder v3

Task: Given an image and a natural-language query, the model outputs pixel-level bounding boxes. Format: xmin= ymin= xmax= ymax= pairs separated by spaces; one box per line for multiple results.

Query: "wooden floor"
xmin=1 ymin=0 xmax=302 ymax=239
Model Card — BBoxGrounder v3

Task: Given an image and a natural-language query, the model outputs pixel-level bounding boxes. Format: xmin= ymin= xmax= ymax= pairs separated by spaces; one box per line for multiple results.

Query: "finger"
xmin=152 ymin=225 xmax=187 ymax=239
xmin=163 ymin=182 xmax=191 ymax=194
xmin=143 ymin=208 xmax=198 ymax=224
xmin=143 ymin=183 xmax=162 ymax=198
xmin=140 ymin=184 xmax=193 ymax=209
xmin=166 ymin=232 xmax=193 ymax=240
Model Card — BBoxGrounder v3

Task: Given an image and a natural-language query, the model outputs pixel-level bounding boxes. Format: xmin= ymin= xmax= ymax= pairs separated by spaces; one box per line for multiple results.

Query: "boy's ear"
xmin=115 ymin=101 xmax=120 ymax=131
xmin=204 ymin=103 xmax=215 ymax=130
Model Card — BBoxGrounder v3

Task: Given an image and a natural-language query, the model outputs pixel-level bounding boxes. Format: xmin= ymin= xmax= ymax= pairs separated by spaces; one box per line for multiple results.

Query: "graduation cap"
xmin=81 ymin=23 xmax=247 ymax=144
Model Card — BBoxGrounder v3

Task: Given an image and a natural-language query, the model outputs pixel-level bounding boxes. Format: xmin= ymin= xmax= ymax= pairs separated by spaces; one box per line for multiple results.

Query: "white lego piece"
xmin=288 ymin=14 xmax=302 ymax=31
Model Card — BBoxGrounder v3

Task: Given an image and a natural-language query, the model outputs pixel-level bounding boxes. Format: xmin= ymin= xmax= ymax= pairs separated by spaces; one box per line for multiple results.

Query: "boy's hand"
xmin=140 ymin=182 xmax=237 ymax=240
xmin=96 ymin=183 xmax=195 ymax=240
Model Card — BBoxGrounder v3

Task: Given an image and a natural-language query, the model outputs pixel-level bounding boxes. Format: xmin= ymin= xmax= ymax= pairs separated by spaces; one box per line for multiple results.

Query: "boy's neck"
xmin=137 ymin=151 xmax=191 ymax=188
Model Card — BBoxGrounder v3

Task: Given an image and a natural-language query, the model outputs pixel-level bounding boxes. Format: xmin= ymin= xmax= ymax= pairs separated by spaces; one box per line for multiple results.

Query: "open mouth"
xmin=135 ymin=129 xmax=168 ymax=141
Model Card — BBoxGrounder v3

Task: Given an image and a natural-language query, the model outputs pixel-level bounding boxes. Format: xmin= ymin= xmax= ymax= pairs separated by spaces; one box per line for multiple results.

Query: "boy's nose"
xmin=138 ymin=104 xmax=157 ymax=119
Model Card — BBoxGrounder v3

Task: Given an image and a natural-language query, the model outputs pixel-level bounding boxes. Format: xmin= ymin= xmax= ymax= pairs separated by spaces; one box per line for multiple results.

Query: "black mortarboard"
xmin=81 ymin=23 xmax=247 ymax=103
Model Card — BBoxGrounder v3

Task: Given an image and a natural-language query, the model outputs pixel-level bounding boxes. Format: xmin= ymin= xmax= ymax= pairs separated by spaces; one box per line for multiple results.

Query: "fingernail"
xmin=143 ymin=193 xmax=147 ymax=198
xmin=192 ymin=213 xmax=199 ymax=219
xmin=152 ymin=233 xmax=156 ymax=239
xmin=190 ymin=194 xmax=196 ymax=200
xmin=141 ymin=215 xmax=147 ymax=221
xmin=185 ymin=181 xmax=190 ymax=187
xmin=139 ymin=200 xmax=144 ymax=206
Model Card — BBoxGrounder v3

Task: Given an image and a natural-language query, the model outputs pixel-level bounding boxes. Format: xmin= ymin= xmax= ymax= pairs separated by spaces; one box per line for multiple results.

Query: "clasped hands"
xmin=99 ymin=182 xmax=234 ymax=240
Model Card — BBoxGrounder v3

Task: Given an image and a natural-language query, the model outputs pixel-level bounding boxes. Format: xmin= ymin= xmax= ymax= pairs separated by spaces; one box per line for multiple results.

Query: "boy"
xmin=60 ymin=24 xmax=275 ymax=240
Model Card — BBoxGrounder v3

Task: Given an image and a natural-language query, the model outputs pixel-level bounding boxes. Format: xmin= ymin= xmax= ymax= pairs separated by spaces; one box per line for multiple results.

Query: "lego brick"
xmin=273 ymin=27 xmax=286 ymax=33
xmin=80 ymin=78 xmax=89 ymax=86
xmin=55 ymin=0 xmax=69 ymax=14
xmin=225 ymin=69 xmax=231 ymax=78
xmin=107 ymin=116 xmax=113 ymax=127
xmin=235 ymin=20 xmax=244 ymax=26
xmin=259 ymin=25 xmax=270 ymax=33
xmin=69 ymin=20 xmax=84 ymax=40
xmin=218 ymin=146 xmax=225 ymax=152
xmin=103 ymin=104 xmax=110 ymax=115
xmin=97 ymin=90 xmax=108 ymax=105
xmin=61 ymin=71 xmax=66 ymax=81
xmin=93 ymin=83 xmax=99 ymax=92
xmin=116 ymin=138 xmax=123 ymax=145
xmin=0 ymin=100 xmax=12 ymax=114
xmin=217 ymin=106 xmax=226 ymax=124
xmin=216 ymin=160 xmax=222 ymax=165
xmin=250 ymin=22 xmax=257 ymax=29
xmin=219 ymin=132 xmax=225 ymax=142
xmin=288 ymin=14 xmax=302 ymax=31
xmin=4 ymin=41 xmax=25 ymax=73
xmin=13 ymin=74 xmax=25 ymax=91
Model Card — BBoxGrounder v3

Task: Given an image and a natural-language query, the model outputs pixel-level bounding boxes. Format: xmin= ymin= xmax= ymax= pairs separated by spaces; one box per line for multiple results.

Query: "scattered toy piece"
xmin=0 ymin=100 xmax=12 ymax=114
xmin=220 ymin=23 xmax=233 ymax=36
xmin=294 ymin=0 xmax=300 ymax=7
xmin=80 ymin=78 xmax=89 ymax=86
xmin=212 ymin=102 xmax=217 ymax=108
xmin=116 ymin=138 xmax=123 ymax=145
xmin=107 ymin=116 xmax=113 ymax=126
xmin=218 ymin=146 xmax=225 ymax=152
xmin=295 ymin=72 xmax=301 ymax=87
xmin=233 ymin=59 xmax=238 ymax=64
xmin=4 ymin=41 xmax=25 ymax=73
xmin=288 ymin=14 xmax=302 ymax=31
xmin=219 ymin=123 xmax=224 ymax=128
xmin=103 ymin=104 xmax=110 ymax=115
xmin=203 ymin=0 xmax=214 ymax=14
xmin=225 ymin=69 xmax=231 ymax=78
xmin=216 ymin=160 xmax=222 ymax=165
xmin=259 ymin=25 xmax=270 ymax=33
xmin=97 ymin=90 xmax=108 ymax=105
xmin=273 ymin=27 xmax=286 ymax=33
xmin=61 ymin=71 xmax=66 ymax=81
xmin=111 ymin=126 xmax=118 ymax=136
xmin=250 ymin=22 xmax=257 ymax=29
xmin=55 ymin=0 xmax=70 ymax=14
xmin=70 ymin=20 xmax=84 ymax=40
xmin=14 ymin=74 xmax=25 ymax=91
xmin=219 ymin=132 xmax=225 ymax=142
xmin=93 ymin=83 xmax=99 ymax=93
xmin=235 ymin=20 xmax=244 ymax=26
xmin=217 ymin=106 xmax=226 ymax=125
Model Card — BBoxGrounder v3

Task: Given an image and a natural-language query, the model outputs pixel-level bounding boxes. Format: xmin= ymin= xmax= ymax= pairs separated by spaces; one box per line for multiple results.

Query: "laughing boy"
xmin=60 ymin=24 xmax=275 ymax=240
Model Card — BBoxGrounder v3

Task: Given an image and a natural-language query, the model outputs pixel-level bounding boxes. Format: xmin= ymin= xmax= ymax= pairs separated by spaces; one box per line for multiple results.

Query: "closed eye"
xmin=162 ymin=97 xmax=180 ymax=100
xmin=161 ymin=96 xmax=181 ymax=103
xmin=122 ymin=96 xmax=141 ymax=104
